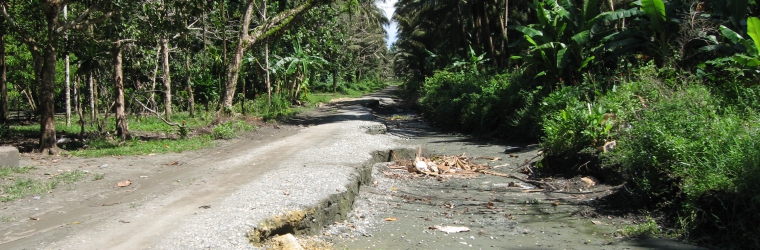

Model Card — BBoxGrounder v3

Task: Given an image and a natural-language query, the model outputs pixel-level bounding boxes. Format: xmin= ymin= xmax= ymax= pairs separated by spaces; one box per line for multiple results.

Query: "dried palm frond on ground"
xmin=386 ymin=148 xmax=491 ymax=178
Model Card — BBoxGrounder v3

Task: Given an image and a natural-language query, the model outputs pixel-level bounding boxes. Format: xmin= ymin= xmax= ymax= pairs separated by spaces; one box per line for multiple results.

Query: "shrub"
xmin=212 ymin=122 xmax=236 ymax=139
xmin=606 ymin=81 xmax=760 ymax=248
xmin=418 ymin=70 xmax=532 ymax=137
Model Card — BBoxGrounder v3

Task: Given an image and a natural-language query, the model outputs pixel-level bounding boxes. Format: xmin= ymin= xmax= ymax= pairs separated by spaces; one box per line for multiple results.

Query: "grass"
xmin=65 ymin=135 xmax=216 ymax=157
xmin=92 ymin=173 xmax=105 ymax=181
xmin=0 ymin=169 xmax=87 ymax=202
xmin=0 ymin=166 xmax=35 ymax=178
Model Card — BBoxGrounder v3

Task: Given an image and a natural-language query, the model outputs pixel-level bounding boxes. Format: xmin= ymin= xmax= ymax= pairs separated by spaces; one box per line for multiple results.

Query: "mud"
xmin=320 ymin=92 xmax=706 ymax=250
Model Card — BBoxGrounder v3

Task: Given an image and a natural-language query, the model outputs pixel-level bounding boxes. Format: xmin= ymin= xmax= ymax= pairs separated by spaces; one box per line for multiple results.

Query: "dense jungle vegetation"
xmin=0 ymin=0 xmax=391 ymax=154
xmin=1 ymin=0 xmax=759 ymax=248
xmin=393 ymin=0 xmax=760 ymax=248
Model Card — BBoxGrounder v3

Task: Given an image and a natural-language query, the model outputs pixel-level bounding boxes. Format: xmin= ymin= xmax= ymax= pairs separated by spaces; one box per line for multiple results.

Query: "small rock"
xmin=99 ymin=164 xmax=109 ymax=168
xmin=33 ymin=196 xmax=41 ymax=200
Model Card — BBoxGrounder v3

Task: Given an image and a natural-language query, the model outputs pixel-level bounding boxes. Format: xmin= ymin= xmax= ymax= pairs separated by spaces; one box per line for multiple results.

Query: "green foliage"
xmin=511 ymin=0 xmax=631 ymax=83
xmin=622 ymin=216 xmax=662 ymax=238
xmin=212 ymin=122 xmax=236 ymax=140
xmin=418 ymin=70 xmax=540 ymax=138
xmin=604 ymin=79 xmax=760 ymax=249
xmin=0 ymin=169 xmax=87 ymax=202
xmin=212 ymin=120 xmax=257 ymax=140
xmin=703 ymin=17 xmax=760 ymax=80
xmin=541 ymin=93 xmax=614 ymax=154
xmin=67 ymin=135 xmax=215 ymax=157
xmin=447 ymin=46 xmax=488 ymax=75
xmin=641 ymin=0 xmax=666 ymax=31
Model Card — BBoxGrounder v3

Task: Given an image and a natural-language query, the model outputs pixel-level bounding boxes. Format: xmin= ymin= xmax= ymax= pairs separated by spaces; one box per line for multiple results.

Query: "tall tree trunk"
xmin=221 ymin=0 xmax=227 ymax=108
xmin=265 ymin=43 xmax=271 ymax=106
xmin=161 ymin=38 xmax=172 ymax=121
xmin=73 ymin=76 xmax=78 ymax=123
xmin=88 ymin=72 xmax=95 ymax=120
xmin=482 ymin=2 xmax=497 ymax=67
xmin=38 ymin=7 xmax=61 ymax=153
xmin=263 ymin=0 xmax=271 ymax=106
xmin=149 ymin=42 xmax=161 ymax=110
xmin=185 ymin=48 xmax=195 ymax=118
xmin=221 ymin=1 xmax=254 ymax=112
xmin=241 ymin=62 xmax=248 ymax=115
xmin=113 ymin=43 xmax=128 ymax=140
xmin=0 ymin=22 xmax=7 ymax=124
xmin=64 ymin=5 xmax=71 ymax=126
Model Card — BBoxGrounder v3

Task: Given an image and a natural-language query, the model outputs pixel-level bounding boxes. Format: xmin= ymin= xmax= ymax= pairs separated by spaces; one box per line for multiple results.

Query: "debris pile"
xmin=387 ymin=147 xmax=493 ymax=178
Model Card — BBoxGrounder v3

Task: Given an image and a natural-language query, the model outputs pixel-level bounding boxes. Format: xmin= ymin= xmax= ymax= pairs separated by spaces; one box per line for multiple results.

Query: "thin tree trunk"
xmin=64 ymin=5 xmax=71 ymax=126
xmin=241 ymin=62 xmax=247 ymax=115
xmin=0 ymin=22 xmax=7 ymax=124
xmin=73 ymin=76 xmax=78 ymax=122
xmin=185 ymin=48 xmax=195 ymax=118
xmin=15 ymin=84 xmax=36 ymax=112
xmin=77 ymin=78 xmax=85 ymax=137
xmin=149 ymin=42 xmax=160 ymax=110
xmin=113 ymin=43 xmax=128 ymax=140
xmin=293 ymin=73 xmax=304 ymax=102
xmin=221 ymin=0 xmax=227 ymax=107
xmin=202 ymin=1 xmax=208 ymax=71
xmin=161 ymin=38 xmax=172 ymax=121
xmin=265 ymin=43 xmax=271 ymax=106
xmin=263 ymin=0 xmax=271 ymax=106
xmin=88 ymin=72 xmax=95 ymax=120
xmin=482 ymin=2 xmax=497 ymax=67
xmin=504 ymin=0 xmax=508 ymax=40
xmin=93 ymin=76 xmax=99 ymax=131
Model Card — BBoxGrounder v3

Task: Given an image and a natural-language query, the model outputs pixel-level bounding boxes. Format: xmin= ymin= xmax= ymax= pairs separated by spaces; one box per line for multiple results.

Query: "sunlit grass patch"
xmin=66 ymin=135 xmax=216 ymax=157
xmin=0 ymin=169 xmax=88 ymax=202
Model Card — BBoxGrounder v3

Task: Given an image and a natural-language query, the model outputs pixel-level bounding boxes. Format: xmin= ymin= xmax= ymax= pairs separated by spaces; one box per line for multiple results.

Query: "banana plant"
xmin=701 ymin=17 xmax=760 ymax=78
xmin=272 ymin=40 xmax=328 ymax=102
xmin=448 ymin=45 xmax=488 ymax=75
xmin=598 ymin=0 xmax=677 ymax=63
xmin=511 ymin=0 xmax=639 ymax=83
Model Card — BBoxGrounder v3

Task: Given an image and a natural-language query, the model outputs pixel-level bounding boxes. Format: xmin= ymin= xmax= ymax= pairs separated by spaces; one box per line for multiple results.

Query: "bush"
xmin=536 ymin=63 xmax=760 ymax=248
xmin=608 ymin=82 xmax=760 ymax=248
xmin=212 ymin=120 xmax=257 ymax=140
xmin=540 ymin=85 xmax=615 ymax=154
xmin=417 ymin=70 xmax=538 ymax=138
xmin=212 ymin=122 xmax=236 ymax=139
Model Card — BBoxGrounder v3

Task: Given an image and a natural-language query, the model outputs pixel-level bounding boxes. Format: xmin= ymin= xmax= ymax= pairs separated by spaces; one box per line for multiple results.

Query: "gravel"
xmin=156 ymin=119 xmax=400 ymax=249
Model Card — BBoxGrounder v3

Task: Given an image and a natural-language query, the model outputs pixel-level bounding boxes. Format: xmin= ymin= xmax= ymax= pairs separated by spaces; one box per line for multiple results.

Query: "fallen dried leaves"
xmin=388 ymin=148 xmax=492 ymax=178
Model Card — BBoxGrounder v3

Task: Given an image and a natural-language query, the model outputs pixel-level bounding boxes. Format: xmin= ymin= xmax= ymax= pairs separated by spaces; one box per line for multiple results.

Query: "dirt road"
xmin=1 ymin=87 xmax=707 ymax=250
xmin=1 ymin=90 xmax=399 ymax=249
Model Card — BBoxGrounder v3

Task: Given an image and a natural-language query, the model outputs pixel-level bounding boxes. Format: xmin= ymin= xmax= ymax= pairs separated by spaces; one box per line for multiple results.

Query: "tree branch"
xmin=58 ymin=7 xmax=115 ymax=33
xmin=132 ymin=96 xmax=185 ymax=129
xmin=0 ymin=3 xmax=39 ymax=47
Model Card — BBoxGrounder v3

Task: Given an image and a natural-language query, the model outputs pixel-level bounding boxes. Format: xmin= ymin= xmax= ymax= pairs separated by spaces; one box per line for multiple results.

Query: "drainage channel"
xmin=247 ymin=148 xmax=417 ymax=247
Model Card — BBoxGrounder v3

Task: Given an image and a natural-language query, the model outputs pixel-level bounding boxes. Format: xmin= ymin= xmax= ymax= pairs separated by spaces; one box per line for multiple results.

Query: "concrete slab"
xmin=0 ymin=146 xmax=20 ymax=168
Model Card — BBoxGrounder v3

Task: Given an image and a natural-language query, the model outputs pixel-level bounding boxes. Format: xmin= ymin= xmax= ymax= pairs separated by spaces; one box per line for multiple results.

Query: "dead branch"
xmin=132 ymin=97 xmax=186 ymax=130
